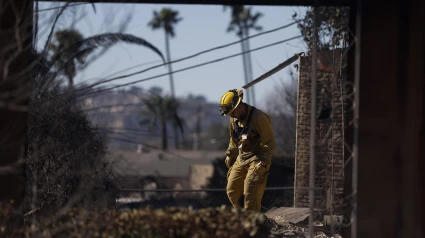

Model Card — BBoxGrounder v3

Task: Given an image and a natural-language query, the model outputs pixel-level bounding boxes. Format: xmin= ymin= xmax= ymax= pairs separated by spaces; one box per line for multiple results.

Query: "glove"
xmin=225 ymin=156 xmax=235 ymax=168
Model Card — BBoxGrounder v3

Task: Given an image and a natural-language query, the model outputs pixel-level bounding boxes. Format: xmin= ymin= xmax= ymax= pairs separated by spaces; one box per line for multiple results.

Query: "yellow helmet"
xmin=219 ymin=89 xmax=243 ymax=116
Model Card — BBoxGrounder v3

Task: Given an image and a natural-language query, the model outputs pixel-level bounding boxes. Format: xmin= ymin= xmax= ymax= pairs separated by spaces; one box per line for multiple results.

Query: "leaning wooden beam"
xmin=242 ymin=52 xmax=303 ymax=89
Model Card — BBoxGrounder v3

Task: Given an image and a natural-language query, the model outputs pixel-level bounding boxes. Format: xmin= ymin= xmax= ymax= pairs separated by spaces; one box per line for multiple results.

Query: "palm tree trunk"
xmin=242 ymin=22 xmax=255 ymax=105
xmin=174 ymin=127 xmax=180 ymax=150
xmin=195 ymin=105 xmax=202 ymax=150
xmin=165 ymin=32 xmax=180 ymax=149
xmin=68 ymin=76 xmax=74 ymax=93
xmin=243 ymin=25 xmax=256 ymax=106
xmin=161 ymin=119 xmax=168 ymax=151
xmin=164 ymin=32 xmax=175 ymax=98
xmin=65 ymin=62 xmax=75 ymax=92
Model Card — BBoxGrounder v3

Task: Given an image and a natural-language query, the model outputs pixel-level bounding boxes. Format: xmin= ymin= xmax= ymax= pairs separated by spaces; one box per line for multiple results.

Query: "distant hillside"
xmin=80 ymin=86 xmax=228 ymax=151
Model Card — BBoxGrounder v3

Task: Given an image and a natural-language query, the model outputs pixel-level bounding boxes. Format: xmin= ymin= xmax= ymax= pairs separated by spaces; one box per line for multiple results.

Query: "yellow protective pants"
xmin=226 ymin=158 xmax=270 ymax=212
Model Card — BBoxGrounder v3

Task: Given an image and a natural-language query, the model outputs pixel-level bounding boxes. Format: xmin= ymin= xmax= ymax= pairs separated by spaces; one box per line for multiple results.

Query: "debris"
xmin=265 ymin=207 xmax=343 ymax=238
xmin=324 ymin=215 xmax=343 ymax=227
xmin=265 ymin=207 xmax=310 ymax=225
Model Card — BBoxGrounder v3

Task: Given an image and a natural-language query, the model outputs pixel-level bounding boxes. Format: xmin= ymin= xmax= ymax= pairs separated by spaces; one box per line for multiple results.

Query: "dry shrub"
xmin=25 ymin=77 xmax=117 ymax=214
xmin=1 ymin=205 xmax=271 ymax=238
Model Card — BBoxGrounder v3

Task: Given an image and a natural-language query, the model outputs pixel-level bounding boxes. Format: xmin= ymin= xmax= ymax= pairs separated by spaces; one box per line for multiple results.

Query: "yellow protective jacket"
xmin=226 ymin=104 xmax=275 ymax=165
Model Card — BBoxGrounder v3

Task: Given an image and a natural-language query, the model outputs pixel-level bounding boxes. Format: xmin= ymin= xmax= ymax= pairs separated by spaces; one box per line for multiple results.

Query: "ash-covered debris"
xmin=265 ymin=207 xmax=343 ymax=238
xmin=267 ymin=218 xmax=306 ymax=237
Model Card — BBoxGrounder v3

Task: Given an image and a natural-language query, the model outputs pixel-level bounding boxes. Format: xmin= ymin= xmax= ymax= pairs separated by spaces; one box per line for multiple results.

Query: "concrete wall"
xmin=189 ymin=164 xmax=214 ymax=189
xmin=294 ymin=51 xmax=345 ymax=215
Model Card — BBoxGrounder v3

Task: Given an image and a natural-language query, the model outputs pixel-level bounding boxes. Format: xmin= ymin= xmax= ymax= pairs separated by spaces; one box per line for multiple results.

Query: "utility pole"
xmin=243 ymin=25 xmax=256 ymax=106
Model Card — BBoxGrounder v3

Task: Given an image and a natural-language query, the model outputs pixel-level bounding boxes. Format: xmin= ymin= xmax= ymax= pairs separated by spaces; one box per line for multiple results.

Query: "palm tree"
xmin=148 ymin=8 xmax=182 ymax=98
xmin=48 ymin=29 xmax=165 ymax=91
xmin=224 ymin=5 xmax=263 ymax=106
xmin=140 ymin=91 xmax=184 ymax=151
xmin=48 ymin=29 xmax=88 ymax=90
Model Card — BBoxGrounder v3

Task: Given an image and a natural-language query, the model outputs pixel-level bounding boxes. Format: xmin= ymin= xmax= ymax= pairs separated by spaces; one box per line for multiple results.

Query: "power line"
xmin=83 ymin=103 xmax=144 ymax=112
xmin=108 ymin=135 xmax=145 ymax=145
xmin=105 ymin=127 xmax=150 ymax=133
xmin=107 ymin=132 xmax=140 ymax=143
xmin=107 ymin=136 xmax=191 ymax=160
xmin=118 ymin=187 xmax=294 ymax=192
xmin=82 ymin=35 xmax=303 ymax=96
xmin=37 ymin=2 xmax=91 ymax=12
xmin=87 ymin=109 xmax=142 ymax=114
xmin=76 ymin=60 xmax=164 ymax=88
xmin=107 ymin=131 xmax=163 ymax=145
xmin=74 ymin=20 xmax=303 ymax=93
xmin=106 ymin=129 xmax=174 ymax=139
xmin=101 ymin=60 xmax=163 ymax=79
xmin=105 ymin=127 xmax=175 ymax=138
xmin=106 ymin=128 xmax=149 ymax=134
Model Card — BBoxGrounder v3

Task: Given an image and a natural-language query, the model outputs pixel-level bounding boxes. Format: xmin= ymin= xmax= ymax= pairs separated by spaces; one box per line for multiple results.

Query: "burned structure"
xmin=294 ymin=49 xmax=346 ymax=215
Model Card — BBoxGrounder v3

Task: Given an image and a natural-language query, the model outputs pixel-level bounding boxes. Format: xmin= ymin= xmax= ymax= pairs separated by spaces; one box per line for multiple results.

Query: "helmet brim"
xmin=220 ymin=97 xmax=242 ymax=116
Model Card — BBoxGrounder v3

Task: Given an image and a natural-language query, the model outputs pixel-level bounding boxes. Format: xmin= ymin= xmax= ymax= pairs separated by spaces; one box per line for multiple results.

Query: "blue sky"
xmin=37 ymin=2 xmax=307 ymax=108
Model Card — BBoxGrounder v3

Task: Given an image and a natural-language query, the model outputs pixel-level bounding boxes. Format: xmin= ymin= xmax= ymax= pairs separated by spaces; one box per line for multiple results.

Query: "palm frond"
xmin=77 ymin=33 xmax=165 ymax=64
xmin=224 ymin=5 xmax=263 ymax=36
xmin=226 ymin=25 xmax=235 ymax=33
xmin=148 ymin=11 xmax=162 ymax=30
xmin=89 ymin=3 xmax=97 ymax=14
xmin=75 ymin=48 xmax=94 ymax=64
xmin=251 ymin=12 xmax=263 ymax=24
xmin=150 ymin=8 xmax=182 ymax=38
xmin=142 ymin=98 xmax=158 ymax=114
xmin=140 ymin=118 xmax=151 ymax=125
xmin=253 ymin=26 xmax=263 ymax=31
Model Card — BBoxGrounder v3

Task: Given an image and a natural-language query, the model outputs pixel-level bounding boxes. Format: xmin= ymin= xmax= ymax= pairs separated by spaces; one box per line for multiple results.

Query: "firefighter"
xmin=219 ymin=89 xmax=275 ymax=212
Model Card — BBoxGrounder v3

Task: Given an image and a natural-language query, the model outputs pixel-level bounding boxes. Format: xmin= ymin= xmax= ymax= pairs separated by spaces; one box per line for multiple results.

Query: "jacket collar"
xmin=233 ymin=103 xmax=251 ymax=122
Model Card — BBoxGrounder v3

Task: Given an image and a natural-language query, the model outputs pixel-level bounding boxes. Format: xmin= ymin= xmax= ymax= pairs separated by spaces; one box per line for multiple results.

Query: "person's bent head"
xmin=219 ymin=89 xmax=245 ymax=118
